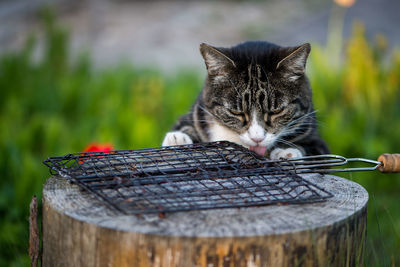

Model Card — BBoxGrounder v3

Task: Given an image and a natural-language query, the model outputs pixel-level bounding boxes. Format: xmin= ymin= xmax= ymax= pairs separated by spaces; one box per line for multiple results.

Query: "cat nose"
xmin=250 ymin=136 xmax=264 ymax=144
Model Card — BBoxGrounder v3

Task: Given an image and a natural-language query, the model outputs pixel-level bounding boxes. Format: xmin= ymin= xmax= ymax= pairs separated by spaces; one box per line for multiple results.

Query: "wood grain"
xmin=378 ymin=153 xmax=400 ymax=173
xmin=29 ymin=195 xmax=40 ymax=267
xmin=42 ymin=174 xmax=368 ymax=267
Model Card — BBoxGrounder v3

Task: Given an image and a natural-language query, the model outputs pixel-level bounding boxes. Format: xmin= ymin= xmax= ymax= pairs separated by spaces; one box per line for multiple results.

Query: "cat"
xmin=162 ymin=41 xmax=329 ymax=159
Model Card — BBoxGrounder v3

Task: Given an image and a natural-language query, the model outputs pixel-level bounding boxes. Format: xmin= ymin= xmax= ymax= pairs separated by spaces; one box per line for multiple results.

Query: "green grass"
xmin=0 ymin=11 xmax=399 ymax=266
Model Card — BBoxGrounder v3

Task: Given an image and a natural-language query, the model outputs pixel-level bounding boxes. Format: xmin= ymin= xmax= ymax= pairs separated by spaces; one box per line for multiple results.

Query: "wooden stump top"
xmin=43 ymin=174 xmax=368 ymax=237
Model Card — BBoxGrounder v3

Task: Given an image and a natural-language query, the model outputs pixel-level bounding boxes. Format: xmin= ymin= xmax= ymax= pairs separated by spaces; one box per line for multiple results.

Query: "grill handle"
xmin=377 ymin=154 xmax=400 ymax=173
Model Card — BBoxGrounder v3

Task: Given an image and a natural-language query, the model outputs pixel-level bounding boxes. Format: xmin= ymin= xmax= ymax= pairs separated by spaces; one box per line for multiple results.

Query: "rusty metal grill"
xmin=43 ymin=141 xmax=332 ymax=214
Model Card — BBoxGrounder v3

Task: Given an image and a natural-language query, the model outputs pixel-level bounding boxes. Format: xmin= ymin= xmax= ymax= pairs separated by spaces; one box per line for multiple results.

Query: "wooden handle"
xmin=377 ymin=154 xmax=400 ymax=173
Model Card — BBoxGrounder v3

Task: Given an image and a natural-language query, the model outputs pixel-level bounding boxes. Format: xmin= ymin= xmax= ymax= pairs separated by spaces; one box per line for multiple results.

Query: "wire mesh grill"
xmin=43 ymin=141 xmax=333 ymax=214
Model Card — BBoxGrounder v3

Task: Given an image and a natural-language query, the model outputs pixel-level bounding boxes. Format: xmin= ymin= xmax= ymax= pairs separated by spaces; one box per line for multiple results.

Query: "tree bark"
xmin=42 ymin=174 xmax=368 ymax=267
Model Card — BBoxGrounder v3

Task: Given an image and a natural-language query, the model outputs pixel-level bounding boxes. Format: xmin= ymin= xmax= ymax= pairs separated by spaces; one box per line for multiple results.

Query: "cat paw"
xmin=162 ymin=131 xmax=193 ymax=146
xmin=270 ymin=148 xmax=303 ymax=160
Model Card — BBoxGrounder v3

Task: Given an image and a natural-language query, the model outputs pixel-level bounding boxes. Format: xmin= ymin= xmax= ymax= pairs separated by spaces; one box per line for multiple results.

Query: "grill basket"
xmin=43 ymin=141 xmax=333 ymax=215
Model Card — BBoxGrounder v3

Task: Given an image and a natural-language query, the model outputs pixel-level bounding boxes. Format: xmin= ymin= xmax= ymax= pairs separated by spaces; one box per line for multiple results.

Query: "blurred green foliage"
xmin=0 ymin=11 xmax=399 ymax=267
xmin=0 ymin=11 xmax=202 ymax=266
xmin=310 ymin=22 xmax=400 ymax=266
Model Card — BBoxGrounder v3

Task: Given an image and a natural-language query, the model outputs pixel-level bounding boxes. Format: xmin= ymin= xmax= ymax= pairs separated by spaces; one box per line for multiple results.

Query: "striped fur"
xmin=163 ymin=41 xmax=329 ymax=157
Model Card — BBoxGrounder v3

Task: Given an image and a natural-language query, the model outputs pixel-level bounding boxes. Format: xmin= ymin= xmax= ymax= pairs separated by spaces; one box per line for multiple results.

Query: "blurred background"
xmin=0 ymin=0 xmax=399 ymax=266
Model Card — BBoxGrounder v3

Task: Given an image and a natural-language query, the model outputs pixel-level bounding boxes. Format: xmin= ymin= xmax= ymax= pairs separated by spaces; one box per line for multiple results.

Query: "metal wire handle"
xmin=278 ymin=153 xmax=400 ymax=174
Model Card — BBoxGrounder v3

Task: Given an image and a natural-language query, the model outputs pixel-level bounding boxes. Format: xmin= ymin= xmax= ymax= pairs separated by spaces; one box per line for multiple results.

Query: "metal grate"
xmin=43 ymin=141 xmax=333 ymax=215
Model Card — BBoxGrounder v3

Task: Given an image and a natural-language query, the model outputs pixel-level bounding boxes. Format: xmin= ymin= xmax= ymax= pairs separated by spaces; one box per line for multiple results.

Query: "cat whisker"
xmin=284 ymin=117 xmax=326 ymax=132
xmin=278 ymin=123 xmax=315 ymax=139
xmin=286 ymin=110 xmax=318 ymax=127
xmin=275 ymin=138 xmax=302 ymax=151
xmin=284 ymin=122 xmax=315 ymax=131
xmin=181 ymin=119 xmax=216 ymax=123
xmin=294 ymin=110 xmax=318 ymax=121
xmin=281 ymin=125 xmax=314 ymax=137
xmin=197 ymin=105 xmax=219 ymax=120
xmin=286 ymin=124 xmax=315 ymax=130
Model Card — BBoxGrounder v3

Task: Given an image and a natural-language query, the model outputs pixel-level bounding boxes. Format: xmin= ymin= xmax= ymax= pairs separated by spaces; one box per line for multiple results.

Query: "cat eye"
xmin=229 ymin=109 xmax=244 ymax=116
xmin=271 ymin=108 xmax=284 ymax=115
xmin=229 ymin=110 xmax=249 ymax=124
xmin=265 ymin=108 xmax=284 ymax=123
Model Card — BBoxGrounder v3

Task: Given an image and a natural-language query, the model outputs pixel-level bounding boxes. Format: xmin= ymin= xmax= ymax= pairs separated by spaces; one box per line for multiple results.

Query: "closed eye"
xmin=271 ymin=108 xmax=284 ymax=115
xmin=229 ymin=109 xmax=244 ymax=116
xmin=228 ymin=110 xmax=249 ymax=124
xmin=265 ymin=108 xmax=285 ymax=123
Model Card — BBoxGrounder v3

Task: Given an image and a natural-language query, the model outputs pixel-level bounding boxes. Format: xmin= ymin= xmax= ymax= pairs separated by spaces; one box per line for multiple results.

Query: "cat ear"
xmin=200 ymin=43 xmax=236 ymax=77
xmin=276 ymin=43 xmax=311 ymax=81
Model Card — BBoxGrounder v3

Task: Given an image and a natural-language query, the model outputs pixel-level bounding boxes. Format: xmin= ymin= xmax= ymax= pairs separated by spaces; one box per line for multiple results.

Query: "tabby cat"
xmin=162 ymin=41 xmax=329 ymax=159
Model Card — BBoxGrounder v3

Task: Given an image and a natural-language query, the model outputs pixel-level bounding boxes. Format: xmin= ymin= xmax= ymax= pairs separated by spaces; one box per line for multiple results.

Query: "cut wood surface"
xmin=42 ymin=174 xmax=368 ymax=267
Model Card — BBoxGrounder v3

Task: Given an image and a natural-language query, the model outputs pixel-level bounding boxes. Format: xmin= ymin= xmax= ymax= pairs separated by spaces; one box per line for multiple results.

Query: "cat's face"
xmin=200 ymin=42 xmax=313 ymax=155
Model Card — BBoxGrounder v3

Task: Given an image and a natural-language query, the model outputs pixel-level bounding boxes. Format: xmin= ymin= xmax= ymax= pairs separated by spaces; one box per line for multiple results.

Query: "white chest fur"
xmin=208 ymin=120 xmax=245 ymax=147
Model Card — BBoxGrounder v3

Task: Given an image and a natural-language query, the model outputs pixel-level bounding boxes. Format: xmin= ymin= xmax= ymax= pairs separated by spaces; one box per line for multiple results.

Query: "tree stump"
xmin=42 ymin=174 xmax=368 ymax=267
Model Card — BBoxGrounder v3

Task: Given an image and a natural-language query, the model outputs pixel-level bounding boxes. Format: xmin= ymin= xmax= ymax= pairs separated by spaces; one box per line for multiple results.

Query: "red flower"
xmin=80 ymin=143 xmax=114 ymax=164
xmin=83 ymin=143 xmax=114 ymax=153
